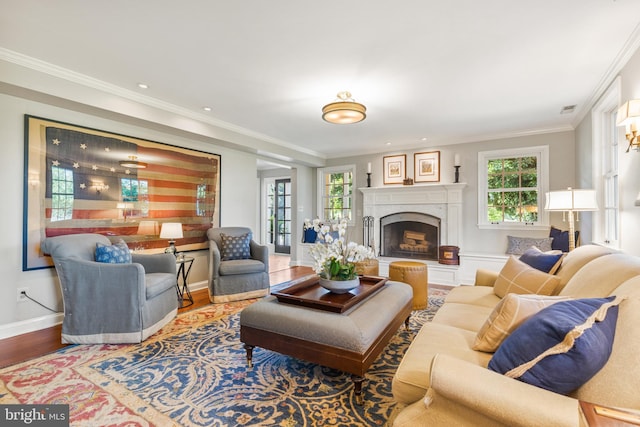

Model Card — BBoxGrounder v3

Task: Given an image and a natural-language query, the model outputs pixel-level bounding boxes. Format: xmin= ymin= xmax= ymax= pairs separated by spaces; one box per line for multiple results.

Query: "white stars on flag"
xmin=92 ymin=165 xmax=98 ymax=171
xmin=52 ymin=139 xmax=60 ymax=145
xmin=104 ymin=147 xmax=110 ymax=152
xmin=52 ymin=160 xmax=59 ymax=166
xmin=73 ymin=162 xmax=80 ymax=169
xmin=110 ymin=167 xmax=116 ymax=172
xmin=80 ymin=183 xmax=86 ymax=189
xmin=80 ymin=143 xmax=87 ymax=150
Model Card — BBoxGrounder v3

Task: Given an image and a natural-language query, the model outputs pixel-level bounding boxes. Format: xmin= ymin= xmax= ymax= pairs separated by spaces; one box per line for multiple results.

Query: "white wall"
xmin=326 ymin=131 xmax=576 ymax=254
xmin=0 ymin=91 xmax=260 ymax=336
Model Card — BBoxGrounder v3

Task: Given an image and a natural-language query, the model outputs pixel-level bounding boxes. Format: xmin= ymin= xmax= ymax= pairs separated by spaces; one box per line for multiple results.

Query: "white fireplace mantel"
xmin=359 ymin=183 xmax=466 ymax=250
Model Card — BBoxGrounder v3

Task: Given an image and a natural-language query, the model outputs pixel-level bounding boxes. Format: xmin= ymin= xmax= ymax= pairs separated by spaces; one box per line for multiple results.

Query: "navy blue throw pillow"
xmin=519 ymin=247 xmax=564 ymax=274
xmin=549 ymin=227 xmax=579 ymax=253
xmin=488 ymin=296 xmax=622 ymax=395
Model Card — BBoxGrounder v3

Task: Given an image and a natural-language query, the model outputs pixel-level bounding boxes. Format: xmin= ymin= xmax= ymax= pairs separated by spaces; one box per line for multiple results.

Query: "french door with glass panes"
xmin=274 ymin=179 xmax=291 ymax=254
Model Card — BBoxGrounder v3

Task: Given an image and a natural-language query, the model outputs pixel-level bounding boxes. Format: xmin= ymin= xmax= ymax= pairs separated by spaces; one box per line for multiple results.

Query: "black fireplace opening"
xmin=380 ymin=212 xmax=440 ymax=261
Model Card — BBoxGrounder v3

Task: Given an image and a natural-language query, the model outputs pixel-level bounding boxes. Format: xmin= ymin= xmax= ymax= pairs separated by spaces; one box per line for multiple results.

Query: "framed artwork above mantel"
xmin=23 ymin=115 xmax=221 ymax=271
xmin=414 ymin=151 xmax=440 ymax=183
xmin=383 ymin=154 xmax=406 ymax=185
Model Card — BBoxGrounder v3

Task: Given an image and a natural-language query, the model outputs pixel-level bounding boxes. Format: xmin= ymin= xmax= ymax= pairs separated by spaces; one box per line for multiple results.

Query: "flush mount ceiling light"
xmin=322 ymin=91 xmax=366 ymax=124
xmin=119 ymin=155 xmax=148 ymax=169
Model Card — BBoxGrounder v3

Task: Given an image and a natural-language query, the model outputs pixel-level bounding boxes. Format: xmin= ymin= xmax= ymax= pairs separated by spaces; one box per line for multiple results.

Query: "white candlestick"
xmin=454 ymin=154 xmax=460 ymax=167
xmin=367 ymin=162 xmax=372 ymax=173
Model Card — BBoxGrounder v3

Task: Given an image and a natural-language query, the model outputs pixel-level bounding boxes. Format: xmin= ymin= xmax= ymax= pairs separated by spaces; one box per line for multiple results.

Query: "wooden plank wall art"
xmin=23 ymin=115 xmax=221 ymax=270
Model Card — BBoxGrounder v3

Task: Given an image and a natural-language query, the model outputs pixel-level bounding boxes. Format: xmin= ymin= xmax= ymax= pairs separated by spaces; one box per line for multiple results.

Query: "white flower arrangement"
xmin=304 ymin=218 xmax=375 ymax=281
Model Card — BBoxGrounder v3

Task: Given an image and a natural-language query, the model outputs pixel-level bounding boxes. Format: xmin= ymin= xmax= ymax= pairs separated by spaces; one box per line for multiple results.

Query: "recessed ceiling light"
xmin=203 ymin=107 xmax=212 ymax=112
xmin=421 ymin=137 xmax=427 ymax=141
xmin=137 ymin=83 xmax=149 ymax=89
xmin=385 ymin=142 xmax=392 ymax=146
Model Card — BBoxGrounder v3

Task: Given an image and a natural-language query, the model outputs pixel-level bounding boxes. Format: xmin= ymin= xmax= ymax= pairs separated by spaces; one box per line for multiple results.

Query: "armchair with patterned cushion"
xmin=41 ymin=233 xmax=179 ymax=344
xmin=206 ymin=227 xmax=270 ymax=303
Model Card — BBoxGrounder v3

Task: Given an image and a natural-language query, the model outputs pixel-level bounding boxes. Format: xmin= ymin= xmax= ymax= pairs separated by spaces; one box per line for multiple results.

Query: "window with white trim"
xmin=317 ymin=165 xmax=355 ymax=224
xmin=478 ymin=146 xmax=549 ymax=229
xmin=592 ymin=77 xmax=620 ymax=247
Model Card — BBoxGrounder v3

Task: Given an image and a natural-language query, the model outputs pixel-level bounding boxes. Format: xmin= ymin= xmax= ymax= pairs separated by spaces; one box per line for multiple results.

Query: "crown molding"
xmin=572 ymin=22 xmax=640 ymax=127
xmin=0 ymin=48 xmax=326 ymax=161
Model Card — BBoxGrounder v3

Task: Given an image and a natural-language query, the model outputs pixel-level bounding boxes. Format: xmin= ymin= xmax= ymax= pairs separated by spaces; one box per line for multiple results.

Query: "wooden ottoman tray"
xmin=240 ymin=278 xmax=414 ymax=404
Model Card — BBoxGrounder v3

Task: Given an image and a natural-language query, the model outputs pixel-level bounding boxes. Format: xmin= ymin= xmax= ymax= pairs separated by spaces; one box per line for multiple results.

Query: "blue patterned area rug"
xmin=1 ymin=289 xmax=447 ymax=426
xmin=91 ymin=290 xmax=446 ymax=426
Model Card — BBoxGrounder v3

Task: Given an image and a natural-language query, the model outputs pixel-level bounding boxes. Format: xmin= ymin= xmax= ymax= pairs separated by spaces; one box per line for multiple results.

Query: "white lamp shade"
xmin=160 ymin=222 xmax=183 ymax=239
xmin=545 ymin=189 xmax=598 ymax=211
xmin=617 ymin=99 xmax=640 ymax=126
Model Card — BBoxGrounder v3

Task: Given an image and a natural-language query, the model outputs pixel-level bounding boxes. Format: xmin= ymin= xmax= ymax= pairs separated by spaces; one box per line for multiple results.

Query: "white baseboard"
xmin=0 ymin=280 xmax=211 ymax=340
xmin=0 ymin=313 xmax=64 ymax=340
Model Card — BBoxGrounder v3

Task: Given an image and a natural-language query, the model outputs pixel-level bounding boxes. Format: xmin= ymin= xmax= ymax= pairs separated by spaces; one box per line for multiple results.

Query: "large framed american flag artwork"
xmin=23 ymin=115 xmax=221 ymax=271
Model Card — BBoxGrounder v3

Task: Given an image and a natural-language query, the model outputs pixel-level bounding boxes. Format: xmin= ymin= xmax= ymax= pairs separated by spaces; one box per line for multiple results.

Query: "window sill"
xmin=477 ymin=223 xmax=550 ymax=231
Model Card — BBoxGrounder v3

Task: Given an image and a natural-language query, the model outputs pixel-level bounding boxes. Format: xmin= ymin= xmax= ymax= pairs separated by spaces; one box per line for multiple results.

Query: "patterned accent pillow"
xmin=493 ymin=256 xmax=561 ymax=298
xmin=220 ymin=232 xmax=251 ymax=261
xmin=473 ymin=293 xmax=572 ymax=352
xmin=506 ymin=236 xmax=553 ymax=255
xmin=95 ymin=240 xmax=132 ymax=264
xmin=489 ymin=296 xmax=623 ymax=395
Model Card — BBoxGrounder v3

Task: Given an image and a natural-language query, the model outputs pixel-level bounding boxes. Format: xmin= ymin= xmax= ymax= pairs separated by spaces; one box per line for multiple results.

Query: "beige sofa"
xmin=393 ymin=245 xmax=640 ymax=426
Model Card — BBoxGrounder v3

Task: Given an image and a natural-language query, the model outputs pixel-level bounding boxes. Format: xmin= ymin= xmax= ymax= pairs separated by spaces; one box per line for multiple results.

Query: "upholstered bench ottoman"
xmin=240 ymin=280 xmax=413 ymax=403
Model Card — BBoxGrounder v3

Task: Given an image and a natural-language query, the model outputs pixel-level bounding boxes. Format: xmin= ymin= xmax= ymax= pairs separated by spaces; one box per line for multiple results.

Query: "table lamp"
xmin=160 ymin=222 xmax=183 ymax=254
xmin=545 ymin=188 xmax=598 ymax=251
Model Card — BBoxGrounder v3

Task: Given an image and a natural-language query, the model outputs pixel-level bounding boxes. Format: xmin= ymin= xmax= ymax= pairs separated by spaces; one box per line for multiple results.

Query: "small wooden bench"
xmin=239 ymin=280 xmax=413 ymax=403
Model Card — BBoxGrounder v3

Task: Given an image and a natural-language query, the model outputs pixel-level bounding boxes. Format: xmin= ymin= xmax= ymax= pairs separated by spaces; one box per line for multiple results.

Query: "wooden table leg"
xmin=351 ymin=375 xmax=365 ymax=405
xmin=244 ymin=344 xmax=254 ymax=368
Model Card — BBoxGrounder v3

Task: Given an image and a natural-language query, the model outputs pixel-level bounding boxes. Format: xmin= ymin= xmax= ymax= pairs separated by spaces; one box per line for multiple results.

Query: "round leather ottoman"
xmin=388 ymin=261 xmax=428 ymax=309
xmin=355 ymin=258 xmax=380 ymax=276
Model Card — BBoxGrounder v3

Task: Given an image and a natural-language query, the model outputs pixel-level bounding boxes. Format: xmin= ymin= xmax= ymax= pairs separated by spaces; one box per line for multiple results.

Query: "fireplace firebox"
xmin=380 ymin=212 xmax=440 ymax=261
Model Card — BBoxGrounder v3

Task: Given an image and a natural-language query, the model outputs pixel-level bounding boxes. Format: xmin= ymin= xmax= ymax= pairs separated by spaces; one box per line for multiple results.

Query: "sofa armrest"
xmin=475 ymin=268 xmax=499 ymax=287
xmin=250 ymin=240 xmax=269 ymax=270
xmin=132 ymin=253 xmax=176 ymax=274
xmin=427 ymin=354 xmax=581 ymax=427
xmin=208 ymin=240 xmax=222 ymax=280
xmin=56 ymin=258 xmax=146 ymax=308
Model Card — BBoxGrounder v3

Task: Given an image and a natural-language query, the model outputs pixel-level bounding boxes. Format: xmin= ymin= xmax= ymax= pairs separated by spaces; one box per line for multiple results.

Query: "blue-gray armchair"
xmin=42 ymin=233 xmax=178 ymax=344
xmin=207 ymin=227 xmax=270 ymax=303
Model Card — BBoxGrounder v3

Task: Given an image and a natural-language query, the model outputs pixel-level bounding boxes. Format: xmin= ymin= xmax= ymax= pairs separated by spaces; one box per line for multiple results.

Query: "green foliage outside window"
xmin=487 ymin=156 xmax=539 ymax=223
xmin=323 ymin=171 xmax=353 ymax=221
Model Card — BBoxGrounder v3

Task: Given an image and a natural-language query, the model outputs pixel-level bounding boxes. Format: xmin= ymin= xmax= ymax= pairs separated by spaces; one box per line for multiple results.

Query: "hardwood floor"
xmin=0 ymin=264 xmax=314 ymax=369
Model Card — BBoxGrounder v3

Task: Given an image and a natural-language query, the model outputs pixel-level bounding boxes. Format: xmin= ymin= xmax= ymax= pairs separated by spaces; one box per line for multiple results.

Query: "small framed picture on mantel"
xmin=383 ymin=154 xmax=406 ymax=185
xmin=414 ymin=151 xmax=440 ymax=183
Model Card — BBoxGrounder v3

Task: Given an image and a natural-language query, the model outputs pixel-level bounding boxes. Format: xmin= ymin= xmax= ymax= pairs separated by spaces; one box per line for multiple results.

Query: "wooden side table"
xmin=580 ymin=401 xmax=640 ymax=426
xmin=176 ymin=256 xmax=194 ymax=307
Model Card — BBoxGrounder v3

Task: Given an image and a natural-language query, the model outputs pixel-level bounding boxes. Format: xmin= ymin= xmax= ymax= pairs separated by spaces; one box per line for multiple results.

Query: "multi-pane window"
xmin=592 ymin=78 xmax=620 ymax=247
xmin=266 ymin=182 xmax=275 ymax=244
xmin=478 ymin=147 xmax=548 ymax=228
xmin=196 ymin=183 xmax=207 ymax=217
xmin=487 ymin=156 xmax=538 ymax=223
xmin=318 ymin=165 xmax=354 ymax=223
xmin=120 ymin=178 xmax=149 ymax=216
xmin=51 ymin=166 xmax=74 ymax=221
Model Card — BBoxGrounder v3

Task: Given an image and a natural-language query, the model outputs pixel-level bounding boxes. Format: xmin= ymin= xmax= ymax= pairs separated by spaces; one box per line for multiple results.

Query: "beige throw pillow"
xmin=473 ymin=293 xmax=572 ymax=352
xmin=493 ymin=256 xmax=561 ymax=298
